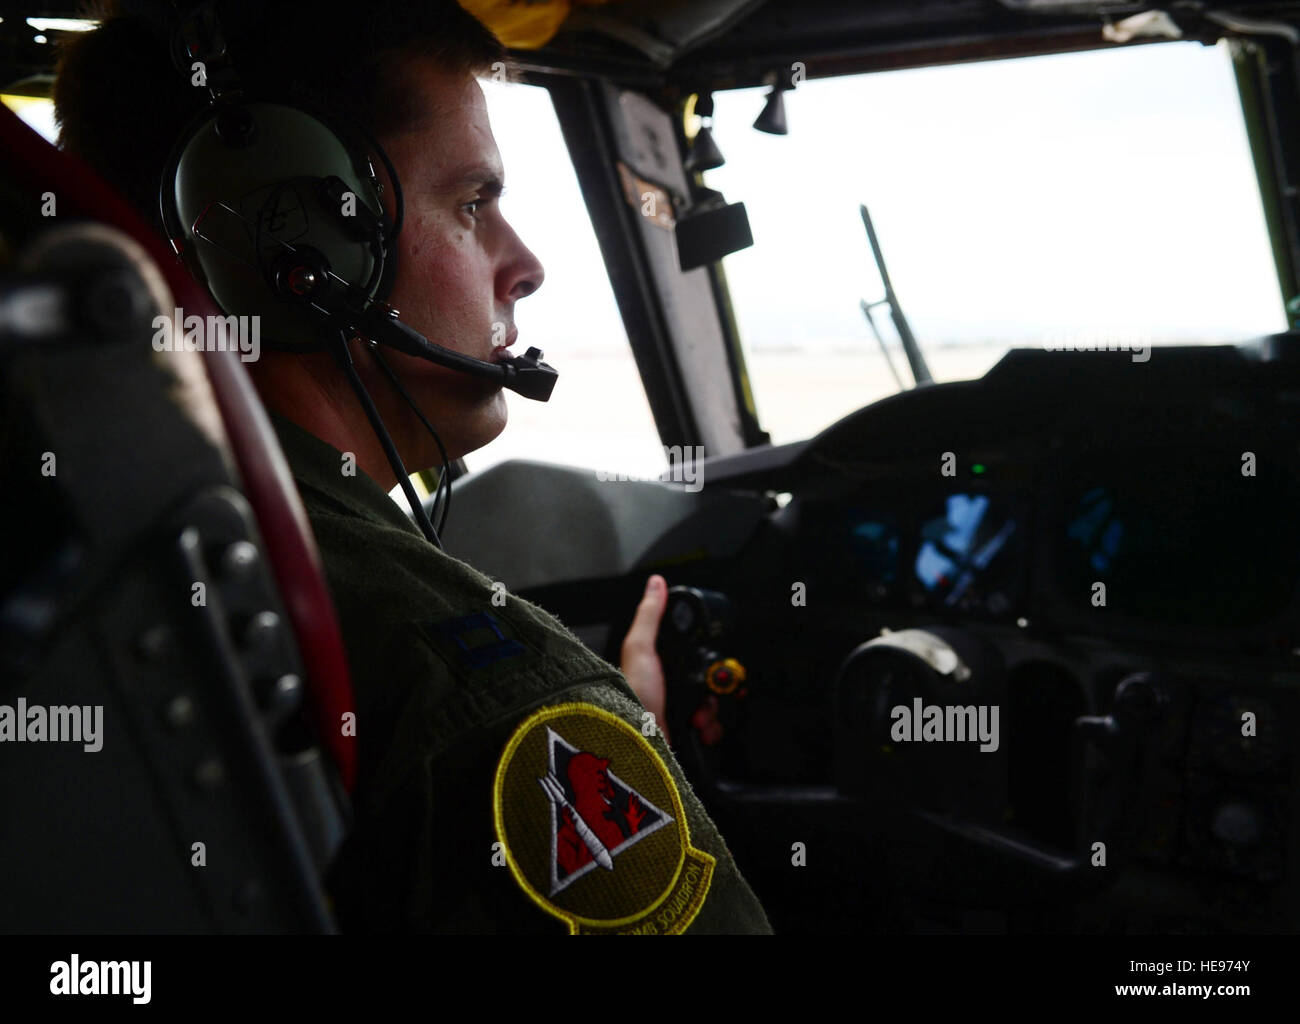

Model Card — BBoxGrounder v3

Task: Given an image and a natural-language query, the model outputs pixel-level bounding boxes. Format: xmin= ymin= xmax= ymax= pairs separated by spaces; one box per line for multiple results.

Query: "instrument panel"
xmin=787 ymin=436 xmax=1300 ymax=644
xmin=794 ymin=485 xmax=1030 ymax=622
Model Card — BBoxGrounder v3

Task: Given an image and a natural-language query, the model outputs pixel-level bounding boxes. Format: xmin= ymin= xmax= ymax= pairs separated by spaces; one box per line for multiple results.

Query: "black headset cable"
xmin=327 ymin=328 xmax=443 ymax=549
xmin=367 ymin=343 xmax=453 ymax=537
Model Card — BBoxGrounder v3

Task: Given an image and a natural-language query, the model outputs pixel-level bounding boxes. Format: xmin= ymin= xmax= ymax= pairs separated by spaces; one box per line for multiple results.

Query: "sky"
xmin=704 ymin=38 xmax=1286 ymax=349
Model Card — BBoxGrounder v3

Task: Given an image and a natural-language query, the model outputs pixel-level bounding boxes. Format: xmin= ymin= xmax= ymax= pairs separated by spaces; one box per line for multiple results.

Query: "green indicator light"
xmin=971 ymin=463 xmax=986 ymax=475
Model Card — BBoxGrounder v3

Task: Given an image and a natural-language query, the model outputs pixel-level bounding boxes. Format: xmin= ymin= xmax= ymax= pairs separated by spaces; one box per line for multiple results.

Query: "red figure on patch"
xmin=556 ymin=752 xmax=647 ymax=876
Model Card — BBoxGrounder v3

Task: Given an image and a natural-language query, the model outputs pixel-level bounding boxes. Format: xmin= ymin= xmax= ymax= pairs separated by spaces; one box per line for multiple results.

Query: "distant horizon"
xmin=559 ymin=330 xmax=1271 ymax=357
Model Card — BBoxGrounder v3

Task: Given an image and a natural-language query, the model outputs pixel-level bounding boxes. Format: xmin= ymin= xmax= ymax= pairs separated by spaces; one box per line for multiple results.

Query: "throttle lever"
xmin=1075 ymin=671 xmax=1175 ymax=850
xmin=656 ymin=586 xmax=746 ymax=745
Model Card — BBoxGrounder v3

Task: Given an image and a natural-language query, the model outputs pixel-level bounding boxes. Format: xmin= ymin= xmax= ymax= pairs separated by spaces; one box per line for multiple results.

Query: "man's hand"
xmin=620 ymin=575 xmax=723 ymax=747
xmin=621 ymin=575 xmax=670 ymax=742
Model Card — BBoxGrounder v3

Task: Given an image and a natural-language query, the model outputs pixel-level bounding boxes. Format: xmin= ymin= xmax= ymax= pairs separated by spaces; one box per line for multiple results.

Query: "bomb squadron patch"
xmin=493 ymin=703 xmax=714 ymax=934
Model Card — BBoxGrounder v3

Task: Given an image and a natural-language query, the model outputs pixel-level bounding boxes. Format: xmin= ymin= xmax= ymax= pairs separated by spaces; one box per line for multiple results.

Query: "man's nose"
xmin=501 ymin=224 xmax=545 ymax=301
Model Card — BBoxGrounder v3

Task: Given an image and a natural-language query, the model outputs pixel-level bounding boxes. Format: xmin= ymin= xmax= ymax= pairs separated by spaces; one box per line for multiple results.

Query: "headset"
xmin=157 ymin=0 xmax=558 ymax=548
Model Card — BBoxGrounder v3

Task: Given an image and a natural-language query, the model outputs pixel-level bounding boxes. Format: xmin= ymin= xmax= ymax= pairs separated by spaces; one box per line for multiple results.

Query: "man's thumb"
xmin=625 ymin=575 xmax=667 ymax=651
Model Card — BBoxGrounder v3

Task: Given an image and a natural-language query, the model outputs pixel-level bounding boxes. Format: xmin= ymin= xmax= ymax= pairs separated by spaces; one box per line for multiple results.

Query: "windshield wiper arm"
xmin=859 ymin=298 xmax=906 ymax=391
xmin=859 ymin=201 xmax=933 ymax=386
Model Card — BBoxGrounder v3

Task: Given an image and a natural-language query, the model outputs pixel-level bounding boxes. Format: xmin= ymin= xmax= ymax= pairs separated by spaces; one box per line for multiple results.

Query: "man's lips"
xmin=490 ymin=328 xmax=520 ymax=362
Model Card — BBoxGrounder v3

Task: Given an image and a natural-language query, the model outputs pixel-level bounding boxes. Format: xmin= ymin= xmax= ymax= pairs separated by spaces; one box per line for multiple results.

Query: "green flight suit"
xmin=272 ymin=414 xmax=772 ymax=934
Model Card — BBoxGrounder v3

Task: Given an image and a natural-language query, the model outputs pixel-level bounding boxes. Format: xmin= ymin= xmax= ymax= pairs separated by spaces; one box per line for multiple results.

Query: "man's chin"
xmin=457 ymin=390 xmax=508 ymax=457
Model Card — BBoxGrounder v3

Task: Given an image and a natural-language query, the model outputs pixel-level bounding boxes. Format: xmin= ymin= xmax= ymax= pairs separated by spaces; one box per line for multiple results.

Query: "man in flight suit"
xmin=54 ymin=0 xmax=769 ymax=932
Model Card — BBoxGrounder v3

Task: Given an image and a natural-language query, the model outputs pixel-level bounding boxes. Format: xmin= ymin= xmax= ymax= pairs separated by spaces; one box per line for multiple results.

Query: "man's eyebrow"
xmin=439 ymin=164 xmax=506 ymax=195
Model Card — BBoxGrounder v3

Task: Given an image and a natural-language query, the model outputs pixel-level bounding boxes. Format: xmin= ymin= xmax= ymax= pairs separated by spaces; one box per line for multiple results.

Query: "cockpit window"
xmin=704 ymin=40 xmax=1287 ymax=445
xmin=1 ymin=94 xmax=56 ymax=140
xmin=469 ymin=79 xmax=663 ymax=479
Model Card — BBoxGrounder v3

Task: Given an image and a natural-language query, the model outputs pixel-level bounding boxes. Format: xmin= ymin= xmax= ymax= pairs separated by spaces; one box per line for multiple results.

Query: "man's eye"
xmin=462 ymin=189 xmax=504 ymax=221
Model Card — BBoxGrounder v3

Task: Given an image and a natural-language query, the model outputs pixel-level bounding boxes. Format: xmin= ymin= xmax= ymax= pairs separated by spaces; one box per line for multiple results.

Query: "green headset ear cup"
xmin=165 ymin=99 xmax=388 ymax=348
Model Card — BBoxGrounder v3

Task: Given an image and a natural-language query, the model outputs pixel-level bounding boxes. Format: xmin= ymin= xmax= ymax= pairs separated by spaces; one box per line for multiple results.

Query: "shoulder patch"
xmin=493 ymin=703 xmax=715 ymax=934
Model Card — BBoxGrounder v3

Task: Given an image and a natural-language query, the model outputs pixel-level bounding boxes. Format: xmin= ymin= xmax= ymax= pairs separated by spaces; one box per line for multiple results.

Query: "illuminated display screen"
xmin=846 ymin=516 xmax=899 ymax=582
xmin=1060 ymin=451 xmax=1300 ymax=628
xmin=915 ymin=493 xmax=1019 ymax=613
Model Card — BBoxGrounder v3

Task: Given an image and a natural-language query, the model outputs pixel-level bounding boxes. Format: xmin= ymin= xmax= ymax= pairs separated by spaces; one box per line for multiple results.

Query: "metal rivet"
xmin=164 ymin=695 xmax=195 ymax=729
xmin=193 ymin=757 xmax=225 ymax=790
xmin=269 ymin=673 xmax=302 ymax=708
xmin=220 ymin=541 xmax=259 ymax=579
xmin=242 ymin=611 xmax=281 ymax=651
xmin=134 ymin=625 xmax=171 ymax=663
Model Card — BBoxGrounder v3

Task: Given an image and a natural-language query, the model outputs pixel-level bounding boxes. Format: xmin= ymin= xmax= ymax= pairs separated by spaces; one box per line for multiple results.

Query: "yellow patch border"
xmin=493 ymin=702 xmax=715 ymax=934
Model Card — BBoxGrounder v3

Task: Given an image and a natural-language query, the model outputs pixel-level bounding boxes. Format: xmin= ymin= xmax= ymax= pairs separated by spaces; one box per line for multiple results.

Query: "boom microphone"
xmin=358 ymin=307 xmax=558 ymax=402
